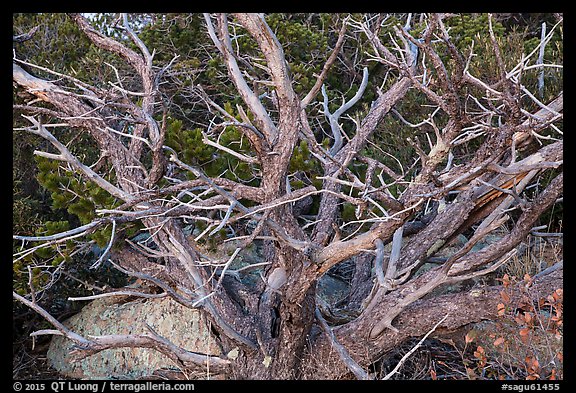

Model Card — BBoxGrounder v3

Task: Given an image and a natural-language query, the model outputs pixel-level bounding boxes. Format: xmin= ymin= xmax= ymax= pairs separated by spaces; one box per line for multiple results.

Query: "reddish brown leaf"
xmin=466 ymin=367 xmax=477 ymax=380
xmin=465 ymin=330 xmax=477 ymax=344
xmin=550 ymin=288 xmax=563 ymax=302
xmin=473 ymin=345 xmax=485 ymax=359
xmin=519 ymin=328 xmax=530 ymax=343
xmin=500 ymin=290 xmax=511 ymax=304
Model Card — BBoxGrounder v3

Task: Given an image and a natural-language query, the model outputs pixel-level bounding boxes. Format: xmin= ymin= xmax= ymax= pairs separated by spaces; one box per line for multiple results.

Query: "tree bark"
xmin=304 ymin=267 xmax=562 ymax=379
xmin=13 ymin=13 xmax=562 ymax=381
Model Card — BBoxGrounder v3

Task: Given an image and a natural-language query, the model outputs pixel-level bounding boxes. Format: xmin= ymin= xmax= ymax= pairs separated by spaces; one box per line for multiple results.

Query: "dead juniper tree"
xmin=13 ymin=13 xmax=563 ymax=379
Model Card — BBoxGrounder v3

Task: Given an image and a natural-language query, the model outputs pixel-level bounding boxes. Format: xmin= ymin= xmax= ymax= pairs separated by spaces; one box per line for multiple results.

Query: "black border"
xmin=8 ymin=5 xmax=571 ymax=390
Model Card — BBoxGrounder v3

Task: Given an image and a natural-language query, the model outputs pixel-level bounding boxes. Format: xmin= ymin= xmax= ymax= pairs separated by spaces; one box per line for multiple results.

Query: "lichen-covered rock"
xmin=317 ymin=274 xmax=349 ymax=306
xmin=47 ymin=296 xmax=220 ymax=379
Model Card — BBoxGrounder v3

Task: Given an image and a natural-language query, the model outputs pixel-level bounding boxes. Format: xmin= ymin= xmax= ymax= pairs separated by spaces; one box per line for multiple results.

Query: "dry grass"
xmin=504 ymin=235 xmax=563 ymax=279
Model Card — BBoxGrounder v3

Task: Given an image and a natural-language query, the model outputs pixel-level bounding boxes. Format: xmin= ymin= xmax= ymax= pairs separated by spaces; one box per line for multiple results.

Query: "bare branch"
xmin=204 ymin=13 xmax=278 ymax=144
xmin=201 ymin=132 xmax=259 ymax=164
xmin=232 ymin=13 xmax=298 ymax=109
xmin=19 ymin=115 xmax=133 ymax=202
xmin=315 ymin=308 xmax=372 ymax=380
xmin=374 ymin=239 xmax=386 ymax=288
xmin=13 ymin=292 xmax=92 ymax=347
xmin=16 ymin=287 xmax=231 ymax=370
xmin=382 ymin=313 xmax=449 ymax=380
xmin=166 ymin=146 xmax=310 ymax=252
xmin=301 ymin=17 xmax=349 ymax=107
xmin=69 ymin=14 xmax=148 ymax=81
xmin=121 ymin=13 xmax=154 ymax=69
xmin=13 ymin=62 xmax=148 ymax=192
xmin=13 ymin=25 xmax=39 ymax=42
xmin=322 ymin=67 xmax=369 ymax=155
xmin=315 ymin=198 xmax=424 ymax=273
xmin=68 ymin=290 xmax=168 ymax=302
xmin=90 ymin=219 xmax=116 ymax=269
xmin=537 ymin=22 xmax=547 ymax=98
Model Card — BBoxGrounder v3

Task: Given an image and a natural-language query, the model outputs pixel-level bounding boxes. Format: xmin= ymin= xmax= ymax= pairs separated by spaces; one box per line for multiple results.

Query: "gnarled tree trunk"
xmin=13 ymin=13 xmax=562 ymax=380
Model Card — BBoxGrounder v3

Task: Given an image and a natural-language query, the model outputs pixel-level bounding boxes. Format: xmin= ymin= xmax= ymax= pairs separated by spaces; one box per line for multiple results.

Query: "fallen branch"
xmin=382 ymin=313 xmax=449 ymax=380
xmin=315 ymin=308 xmax=372 ymax=380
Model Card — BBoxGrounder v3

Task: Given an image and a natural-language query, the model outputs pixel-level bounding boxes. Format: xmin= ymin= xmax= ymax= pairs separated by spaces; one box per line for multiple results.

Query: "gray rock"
xmin=47 ymin=296 xmax=220 ymax=379
xmin=317 ymin=274 xmax=349 ymax=306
